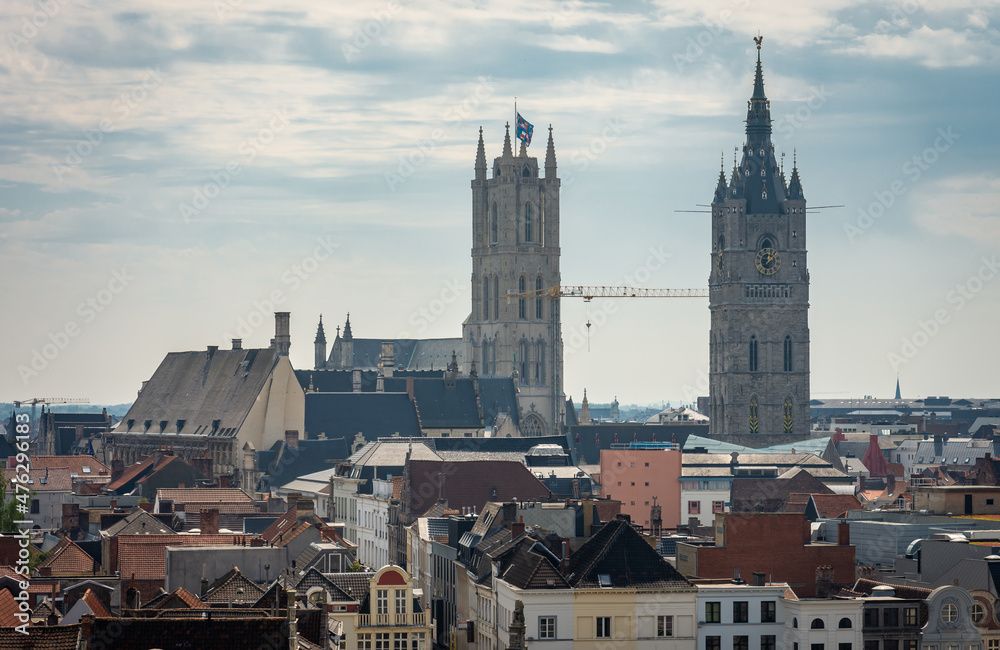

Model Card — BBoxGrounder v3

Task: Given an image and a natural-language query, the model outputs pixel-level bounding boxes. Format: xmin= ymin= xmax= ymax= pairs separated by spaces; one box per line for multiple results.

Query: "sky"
xmin=0 ymin=0 xmax=998 ymax=408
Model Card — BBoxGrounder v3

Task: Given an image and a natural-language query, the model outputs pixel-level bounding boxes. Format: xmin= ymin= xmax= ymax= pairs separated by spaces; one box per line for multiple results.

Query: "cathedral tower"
xmin=314 ymin=315 xmax=327 ymax=370
xmin=708 ymin=38 xmax=810 ymax=436
xmin=463 ymin=123 xmax=564 ymax=436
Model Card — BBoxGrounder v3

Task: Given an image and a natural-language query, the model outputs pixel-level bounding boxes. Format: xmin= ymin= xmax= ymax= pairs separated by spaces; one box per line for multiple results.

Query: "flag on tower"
xmin=515 ymin=113 xmax=533 ymax=146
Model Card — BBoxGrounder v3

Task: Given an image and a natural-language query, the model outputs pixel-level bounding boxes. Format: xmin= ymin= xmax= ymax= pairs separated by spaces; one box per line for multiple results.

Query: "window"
xmin=411 ymin=633 xmax=426 ymax=650
xmin=30 ymin=500 xmax=39 ymax=514
xmin=395 ymin=589 xmax=407 ymax=614
xmin=784 ymin=335 xmax=793 ymax=371
xmin=394 ymin=633 xmax=407 ymax=650
xmin=733 ymin=601 xmax=749 ymax=623
xmin=706 ymin=602 xmax=721 ymax=623
xmin=905 ymin=643 xmax=918 ymax=650
xmin=707 ymin=637 xmax=722 ymax=650
xmin=761 ymin=601 xmax=776 ymax=623
xmin=518 ymin=276 xmax=526 ymax=320
xmin=972 ymin=603 xmax=986 ymax=625
xmin=596 ymin=617 xmax=611 ymax=638
xmin=377 ymin=589 xmax=388 ymax=615
xmin=838 ymin=617 xmax=852 ymax=629
xmin=713 ymin=501 xmax=725 ymax=514
xmin=482 ymin=277 xmax=490 ymax=320
xmin=493 ymin=276 xmax=499 ymax=320
xmin=783 ymin=397 xmax=794 ymax=433
xmin=865 ymin=642 xmax=879 ymax=650
xmin=657 ymin=615 xmax=673 ymax=637
xmin=535 ymin=276 xmax=544 ymax=320
xmin=864 ymin=608 xmax=879 ymax=627
xmin=518 ymin=339 xmax=528 ymax=384
xmin=375 ymin=633 xmax=390 ymax=650
xmin=749 ymin=335 xmax=758 ymax=372
xmin=812 ymin=645 xmax=825 ymax=650
xmin=359 ymin=634 xmax=372 ymax=650
xmin=524 ymin=202 xmax=532 ymax=242
xmin=539 ymin=616 xmax=555 ymax=639
xmin=734 ymin=636 xmax=749 ymax=650
xmin=534 ymin=340 xmax=545 ymax=384
xmin=942 ymin=604 xmax=958 ymax=623
xmin=490 ymin=203 xmax=498 ymax=244
xmin=885 ymin=642 xmax=899 ymax=650
xmin=792 ymin=618 xmax=798 ymax=629
xmin=884 ymin=608 xmax=899 ymax=626
xmin=811 ymin=618 xmax=825 ymax=629
xmin=988 ymin=642 xmax=999 ymax=650
xmin=840 ymin=645 xmax=853 ymax=650
xmin=762 ymin=636 xmax=776 ymax=650
xmin=689 ymin=501 xmax=701 ymax=515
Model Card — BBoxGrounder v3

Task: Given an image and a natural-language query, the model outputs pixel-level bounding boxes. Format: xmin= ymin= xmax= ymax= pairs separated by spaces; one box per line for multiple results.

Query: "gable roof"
xmin=202 ymin=567 xmax=265 ymax=604
xmin=405 ymin=459 xmax=551 ymax=518
xmin=304 ymin=392 xmax=421 ymax=441
xmin=40 ymin=538 xmax=100 ymax=574
xmin=730 ymin=471 xmax=834 ymax=512
xmin=29 ymin=455 xmax=110 ymax=476
xmin=0 ymin=625 xmax=81 ymax=649
xmin=2 ymin=467 xmax=72 ymax=492
xmin=807 ymin=493 xmax=864 ymax=519
xmin=151 ymin=586 xmax=204 ymax=610
xmin=500 ymin=539 xmax=571 ymax=590
xmin=80 ymin=588 xmax=110 ymax=618
xmin=0 ymin=590 xmax=19 ymax=627
xmin=105 ymin=508 xmax=176 ymax=536
xmin=567 ymin=518 xmax=692 ymax=589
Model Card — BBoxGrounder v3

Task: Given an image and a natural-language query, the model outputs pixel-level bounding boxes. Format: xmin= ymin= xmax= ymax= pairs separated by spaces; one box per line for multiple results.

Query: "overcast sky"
xmin=1 ymin=0 xmax=998 ymax=407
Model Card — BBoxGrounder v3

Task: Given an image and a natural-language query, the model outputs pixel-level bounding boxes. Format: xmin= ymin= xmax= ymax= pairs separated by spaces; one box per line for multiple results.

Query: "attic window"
xmin=83 ymin=467 xmax=91 ymax=474
xmin=127 ymin=419 xmax=135 ymax=431
xmin=965 ymin=458 xmax=971 ymax=464
xmin=159 ymin=420 xmax=168 ymax=433
xmin=143 ymin=420 xmax=152 ymax=432
xmin=176 ymin=420 xmax=186 ymax=434
xmin=598 ymin=574 xmax=612 ymax=588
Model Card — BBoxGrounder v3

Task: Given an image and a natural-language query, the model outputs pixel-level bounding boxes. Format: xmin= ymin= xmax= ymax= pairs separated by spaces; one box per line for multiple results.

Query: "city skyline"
xmin=1 ymin=1 xmax=998 ymax=406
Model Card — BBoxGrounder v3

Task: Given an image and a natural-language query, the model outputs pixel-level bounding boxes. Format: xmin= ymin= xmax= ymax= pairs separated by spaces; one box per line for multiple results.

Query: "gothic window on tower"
xmin=783 ymin=397 xmax=794 ymax=433
xmin=522 ymin=165 xmax=530 ymax=178
xmin=749 ymin=335 xmax=759 ymax=372
xmin=518 ymin=339 xmax=529 ymax=385
xmin=535 ymin=276 xmax=544 ymax=319
xmin=483 ymin=277 xmax=490 ymax=320
xmin=524 ymin=202 xmax=532 ymax=242
xmin=493 ymin=276 xmax=499 ymax=320
xmin=749 ymin=395 xmax=759 ymax=433
xmin=518 ymin=276 xmax=526 ymax=320
xmin=783 ymin=336 xmax=793 ymax=372
xmin=535 ymin=340 xmax=545 ymax=385
xmin=490 ymin=203 xmax=498 ymax=245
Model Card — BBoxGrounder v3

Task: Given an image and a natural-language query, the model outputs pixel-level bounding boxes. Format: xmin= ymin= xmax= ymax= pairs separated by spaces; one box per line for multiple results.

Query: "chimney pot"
xmin=232 ymin=338 xmax=242 ymax=350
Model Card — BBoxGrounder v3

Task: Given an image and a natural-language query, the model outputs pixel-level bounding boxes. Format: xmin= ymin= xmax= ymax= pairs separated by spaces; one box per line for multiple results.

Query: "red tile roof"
xmin=115 ymin=533 xmax=258 ymax=581
xmin=81 ymin=588 xmax=110 ymax=618
xmin=809 ymin=493 xmax=865 ymax=519
xmin=0 ymin=624 xmax=81 ymax=649
xmin=40 ymin=538 xmax=100 ymax=574
xmin=104 ymin=454 xmax=168 ymax=492
xmin=27 ymin=455 xmax=110 ymax=476
xmin=2 ymin=467 xmax=72 ymax=492
xmin=152 ymin=587 xmax=204 ymax=610
xmin=0 ymin=590 xmax=19 ymax=627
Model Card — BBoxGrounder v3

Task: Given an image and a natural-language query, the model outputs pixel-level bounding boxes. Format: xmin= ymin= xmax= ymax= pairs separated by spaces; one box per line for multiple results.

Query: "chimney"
xmin=274 ymin=312 xmax=291 ymax=357
xmin=201 ymin=508 xmax=220 ymax=535
xmin=207 ymin=345 xmax=219 ymax=356
xmin=352 ymin=369 xmax=362 ymax=393
xmin=815 ymin=565 xmax=835 ymax=597
xmin=80 ymin=614 xmax=95 ymax=648
xmin=296 ymin=498 xmax=315 ymax=523
xmin=511 ymin=516 xmax=525 ymax=538
xmin=380 ymin=341 xmax=395 ymax=378
xmin=219 ymin=475 xmax=230 ymax=488
xmin=561 ymin=539 xmax=570 ymax=575
xmin=232 ymin=338 xmax=242 ymax=350
xmin=111 ymin=459 xmax=124 ymax=482
xmin=110 ymin=499 xmax=117 ymax=511
xmin=191 ymin=456 xmax=213 ymax=479
xmin=887 ymin=473 xmax=896 ymax=495
xmin=285 ymin=430 xmax=300 ymax=450
xmin=200 ymin=564 xmax=209 ymax=597
xmin=75 ymin=424 xmax=85 ymax=441
xmin=838 ymin=521 xmax=851 ymax=546
xmin=752 ymin=572 xmax=766 ymax=586
xmin=406 ymin=377 xmax=414 ymax=401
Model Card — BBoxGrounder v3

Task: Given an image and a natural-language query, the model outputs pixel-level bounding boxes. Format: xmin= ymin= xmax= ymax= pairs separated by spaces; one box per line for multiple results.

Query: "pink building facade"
xmin=599 ymin=444 xmax=683 ymax=531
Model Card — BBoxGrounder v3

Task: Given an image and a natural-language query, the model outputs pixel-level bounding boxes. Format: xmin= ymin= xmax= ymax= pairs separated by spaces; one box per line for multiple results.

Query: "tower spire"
xmin=714 ymin=151 xmax=728 ymax=202
xmin=544 ymin=124 xmax=557 ymax=179
xmin=475 ymin=126 xmax=486 ymax=180
xmin=787 ymin=148 xmax=804 ymax=200
xmin=343 ymin=313 xmax=353 ymax=341
xmin=502 ymin=122 xmax=513 ymax=159
xmin=314 ymin=314 xmax=326 ymax=345
xmin=746 ymin=35 xmax=771 ymax=135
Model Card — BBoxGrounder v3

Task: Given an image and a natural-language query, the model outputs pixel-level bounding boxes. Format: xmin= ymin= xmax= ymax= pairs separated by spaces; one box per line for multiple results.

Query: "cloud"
xmin=843 ymin=25 xmax=1000 ymax=68
xmin=913 ymin=172 xmax=1000 ymax=245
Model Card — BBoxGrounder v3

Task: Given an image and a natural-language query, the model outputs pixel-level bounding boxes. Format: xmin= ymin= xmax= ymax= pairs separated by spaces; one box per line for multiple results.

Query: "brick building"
xmin=675 ymin=512 xmax=855 ymax=597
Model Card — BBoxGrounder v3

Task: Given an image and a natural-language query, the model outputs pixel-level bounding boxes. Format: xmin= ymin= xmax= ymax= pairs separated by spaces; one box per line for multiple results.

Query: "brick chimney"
xmin=111 ymin=459 xmax=124 ymax=482
xmin=201 ymin=508 xmax=220 ymax=535
xmin=80 ymin=613 xmax=95 ymax=647
xmin=838 ymin=521 xmax=851 ymax=546
xmin=190 ymin=456 xmax=213 ymax=479
xmin=296 ymin=499 xmax=315 ymax=523
xmin=511 ymin=516 xmax=525 ymax=538
xmin=285 ymin=430 xmax=299 ymax=450
xmin=219 ymin=475 xmax=230 ymax=488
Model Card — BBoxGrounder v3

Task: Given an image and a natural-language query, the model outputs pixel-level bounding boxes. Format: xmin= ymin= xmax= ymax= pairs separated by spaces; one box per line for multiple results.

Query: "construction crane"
xmin=508 ymin=285 xmax=709 ymax=302
xmin=12 ymin=397 xmax=90 ymax=436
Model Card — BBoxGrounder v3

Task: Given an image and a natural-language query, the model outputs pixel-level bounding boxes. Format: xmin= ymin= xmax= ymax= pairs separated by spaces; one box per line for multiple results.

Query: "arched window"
xmin=518 ymin=276 xmax=526 ymax=320
xmin=838 ymin=618 xmax=852 ymax=629
xmin=792 ymin=618 xmax=798 ymax=629
xmin=481 ymin=340 xmax=490 ymax=375
xmin=749 ymin=395 xmax=759 ymax=434
xmin=535 ymin=340 xmax=545 ymax=385
xmin=522 ymin=165 xmax=530 ymax=178
xmin=490 ymin=203 xmax=498 ymax=244
xmin=535 ymin=276 xmax=544 ymax=320
xmin=524 ymin=203 xmax=532 ymax=242
xmin=518 ymin=339 xmax=529 ymax=384
xmin=761 ymin=237 xmax=772 ymax=250
xmin=493 ymin=276 xmax=499 ymax=320
xmin=749 ymin=335 xmax=758 ymax=372
xmin=482 ymin=277 xmax=490 ymax=321
xmin=810 ymin=619 xmax=825 ymax=630
xmin=784 ymin=397 xmax=794 ymax=433
xmin=783 ymin=335 xmax=793 ymax=371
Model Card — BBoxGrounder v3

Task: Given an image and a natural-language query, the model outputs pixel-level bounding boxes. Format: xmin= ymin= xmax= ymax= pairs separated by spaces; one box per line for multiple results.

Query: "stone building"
xmin=708 ymin=38 xmax=811 ymax=436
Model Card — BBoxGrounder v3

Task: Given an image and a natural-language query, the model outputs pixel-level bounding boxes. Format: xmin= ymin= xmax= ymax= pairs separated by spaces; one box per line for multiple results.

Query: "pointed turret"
xmin=545 ymin=125 xmax=557 ymax=179
xmin=579 ymin=388 xmax=590 ymax=423
xmin=343 ymin=313 xmax=353 ymax=341
xmin=518 ymin=139 xmax=527 ymax=157
xmin=502 ymin=122 xmax=513 ymax=159
xmin=787 ymin=150 xmax=805 ymax=200
xmin=314 ymin=315 xmax=327 ymax=371
xmin=728 ymin=151 xmax=744 ymax=200
xmin=895 ymin=376 xmax=901 ymax=400
xmin=314 ymin=314 xmax=326 ymax=345
xmin=713 ymin=154 xmax=728 ymax=203
xmin=475 ymin=126 xmax=487 ymax=181
xmin=746 ymin=36 xmax=772 ymax=135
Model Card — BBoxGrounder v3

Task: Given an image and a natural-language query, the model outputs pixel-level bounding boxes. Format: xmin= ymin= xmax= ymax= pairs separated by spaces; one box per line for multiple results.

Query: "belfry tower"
xmin=463 ymin=123 xmax=565 ymax=436
xmin=708 ymin=38 xmax=811 ymax=436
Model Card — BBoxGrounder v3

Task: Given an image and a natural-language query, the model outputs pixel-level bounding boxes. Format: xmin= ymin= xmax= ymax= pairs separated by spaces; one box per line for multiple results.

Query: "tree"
xmin=0 ymin=478 xmax=21 ymax=534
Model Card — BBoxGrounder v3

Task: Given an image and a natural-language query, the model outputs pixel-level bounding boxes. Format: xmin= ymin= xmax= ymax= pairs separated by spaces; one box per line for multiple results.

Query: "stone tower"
xmin=463 ymin=123 xmax=565 ymax=436
xmin=314 ymin=314 xmax=327 ymax=370
xmin=708 ymin=38 xmax=810 ymax=436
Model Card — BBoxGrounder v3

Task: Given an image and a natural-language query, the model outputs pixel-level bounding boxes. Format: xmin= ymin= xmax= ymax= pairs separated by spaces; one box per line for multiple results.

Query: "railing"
xmin=358 ymin=612 xmax=426 ymax=627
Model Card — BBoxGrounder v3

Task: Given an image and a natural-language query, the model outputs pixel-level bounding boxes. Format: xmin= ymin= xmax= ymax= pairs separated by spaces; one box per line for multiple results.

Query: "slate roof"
xmin=324 ymin=572 xmax=374 ymax=602
xmin=406 ymin=459 xmax=551 ymax=517
xmin=114 ymin=347 xmax=281 ymax=437
xmin=501 ymin=540 xmax=571 ymax=590
xmin=40 ymin=538 xmax=100 ymax=574
xmin=304 ymin=392 xmax=421 ymax=441
xmin=104 ymin=508 xmax=176 ymax=536
xmin=87 ymin=617 xmax=289 ymax=650
xmin=202 ymin=567 xmax=265 ymax=604
xmin=332 ymin=338 xmax=465 ymax=371
xmin=567 ymin=518 xmax=692 ymax=589
xmin=475 ymin=377 xmax=521 ymax=427
xmin=0 ymin=625 xmax=81 ymax=649
xmin=258 ymin=437 xmax=351 ymax=487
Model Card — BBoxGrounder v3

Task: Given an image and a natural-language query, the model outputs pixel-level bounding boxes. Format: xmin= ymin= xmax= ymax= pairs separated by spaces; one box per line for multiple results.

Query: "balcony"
xmin=357 ymin=612 xmax=427 ymax=628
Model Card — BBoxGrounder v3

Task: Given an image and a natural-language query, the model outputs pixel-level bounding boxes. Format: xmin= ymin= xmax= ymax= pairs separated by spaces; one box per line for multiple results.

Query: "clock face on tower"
xmin=755 ymin=247 xmax=781 ymax=275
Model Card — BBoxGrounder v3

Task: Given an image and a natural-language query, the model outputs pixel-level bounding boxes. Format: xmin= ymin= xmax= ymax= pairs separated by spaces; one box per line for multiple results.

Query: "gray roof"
xmin=115 ymin=348 xmax=280 ymax=437
xmin=914 ymin=438 xmax=999 ymax=465
xmin=330 ymin=338 xmax=465 ymax=371
xmin=304 ymin=392 xmax=421 ymax=441
xmin=105 ymin=509 xmax=175 ymax=536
